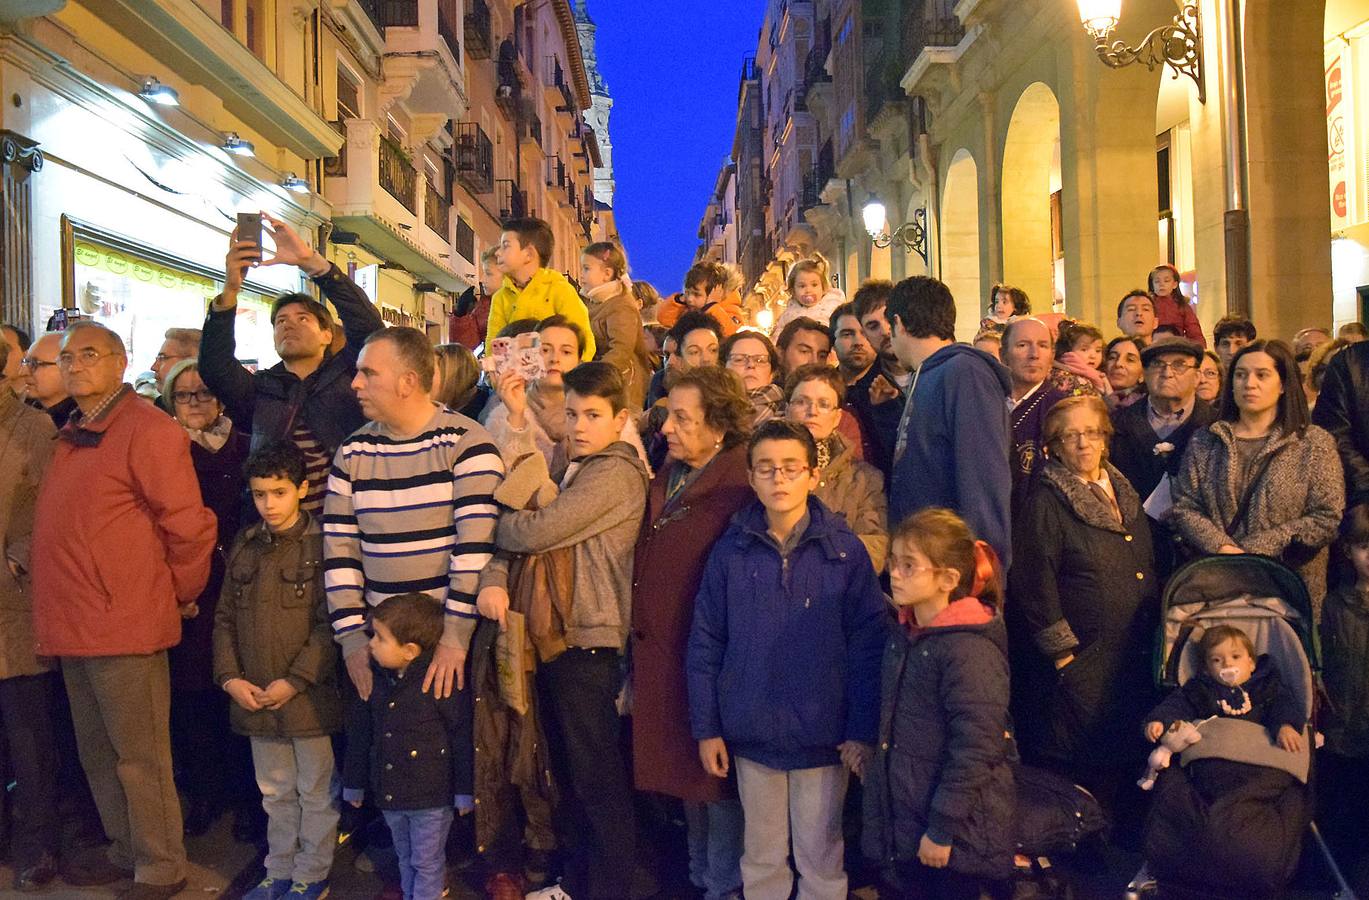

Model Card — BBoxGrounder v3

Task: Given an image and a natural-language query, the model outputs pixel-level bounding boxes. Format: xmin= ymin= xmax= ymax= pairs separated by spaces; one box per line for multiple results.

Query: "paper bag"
xmin=495 ymin=610 xmax=531 ymax=715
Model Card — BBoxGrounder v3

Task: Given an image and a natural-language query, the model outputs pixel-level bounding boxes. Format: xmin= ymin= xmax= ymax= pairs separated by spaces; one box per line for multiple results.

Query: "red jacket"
xmin=32 ymin=389 xmax=216 ymax=657
xmin=1152 ymin=293 xmax=1206 ymax=346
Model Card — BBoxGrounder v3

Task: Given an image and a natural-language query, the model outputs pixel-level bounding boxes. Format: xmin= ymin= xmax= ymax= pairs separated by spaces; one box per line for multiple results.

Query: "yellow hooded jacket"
xmin=486 ymin=268 xmax=596 ymax=361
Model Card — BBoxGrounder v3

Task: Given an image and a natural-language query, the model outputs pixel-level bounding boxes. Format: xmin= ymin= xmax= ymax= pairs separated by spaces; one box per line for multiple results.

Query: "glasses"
xmin=788 ymin=397 xmax=837 ymax=413
xmin=171 ymin=389 xmax=216 ymax=405
xmin=751 ymin=463 xmax=810 ymax=481
xmin=57 ymin=349 xmax=119 ymax=370
xmin=153 ymin=353 xmax=186 ymax=365
xmin=1146 ymin=360 xmax=1195 ymax=374
xmin=728 ymin=353 xmax=771 ymax=369
xmin=890 ymin=561 xmax=942 ymax=579
xmin=1057 ymin=428 xmax=1107 ymax=444
xmin=19 ymin=356 xmax=56 ymax=371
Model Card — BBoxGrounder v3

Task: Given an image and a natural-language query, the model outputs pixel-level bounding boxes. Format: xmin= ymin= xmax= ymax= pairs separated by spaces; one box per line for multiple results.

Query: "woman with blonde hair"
xmin=431 ymin=342 xmax=486 ymax=419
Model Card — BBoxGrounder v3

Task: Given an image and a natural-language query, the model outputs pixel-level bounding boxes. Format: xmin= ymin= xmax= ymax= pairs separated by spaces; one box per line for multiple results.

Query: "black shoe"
xmin=182 ymin=797 xmax=217 ymax=837
xmin=13 ymin=853 xmax=57 ymax=892
xmin=118 ymin=877 xmax=188 ymax=899
xmin=61 ymin=853 xmax=134 ymax=886
xmin=232 ymin=805 xmax=268 ymax=844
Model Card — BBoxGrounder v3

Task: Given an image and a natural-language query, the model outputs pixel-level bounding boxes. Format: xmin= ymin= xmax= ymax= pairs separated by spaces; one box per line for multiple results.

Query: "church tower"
xmin=574 ymin=0 xmax=614 ymax=207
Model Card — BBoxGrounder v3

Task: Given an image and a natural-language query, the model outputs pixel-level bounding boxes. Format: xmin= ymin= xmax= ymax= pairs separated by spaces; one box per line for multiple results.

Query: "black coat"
xmin=344 ymin=650 xmax=474 ymax=811
xmin=1007 ymin=460 xmax=1159 ymax=768
xmin=1313 ymin=339 xmax=1369 ymax=508
xmin=1109 ymin=399 xmax=1217 ymax=578
xmin=846 ymin=362 xmax=906 ymax=480
xmin=863 ymin=611 xmax=1016 ymax=880
xmin=170 ymin=426 xmax=250 ymax=693
xmin=1147 ymin=655 xmax=1304 ymax=737
xmin=199 ymin=263 xmax=384 ymax=457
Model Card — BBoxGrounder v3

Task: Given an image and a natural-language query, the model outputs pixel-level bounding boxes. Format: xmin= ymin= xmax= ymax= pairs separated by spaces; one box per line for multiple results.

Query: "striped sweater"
xmin=324 ymin=405 xmax=504 ymax=658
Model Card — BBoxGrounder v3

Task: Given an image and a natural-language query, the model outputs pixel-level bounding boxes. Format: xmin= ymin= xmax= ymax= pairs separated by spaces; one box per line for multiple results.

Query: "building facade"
xmin=574 ymin=0 xmax=614 ymax=208
xmin=0 ymin=0 xmax=613 ymax=368
xmin=709 ymin=0 xmax=1357 ymax=342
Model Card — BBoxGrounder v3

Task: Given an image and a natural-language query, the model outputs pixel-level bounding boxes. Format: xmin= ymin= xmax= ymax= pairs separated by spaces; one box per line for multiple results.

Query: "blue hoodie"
xmin=686 ymin=498 xmax=888 ymax=771
xmin=889 ymin=343 xmax=1013 ymax=568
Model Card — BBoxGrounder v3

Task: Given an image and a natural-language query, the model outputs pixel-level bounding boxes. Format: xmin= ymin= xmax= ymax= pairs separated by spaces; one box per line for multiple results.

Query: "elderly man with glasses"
xmin=1108 ymin=339 xmax=1216 ymax=577
xmin=30 ymin=322 xmax=216 ymax=900
xmin=18 ymin=333 xmax=77 ymax=429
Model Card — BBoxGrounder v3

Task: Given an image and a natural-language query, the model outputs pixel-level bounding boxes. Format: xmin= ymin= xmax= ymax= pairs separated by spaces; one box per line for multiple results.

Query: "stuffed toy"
xmin=1138 ymin=719 xmax=1207 ymax=790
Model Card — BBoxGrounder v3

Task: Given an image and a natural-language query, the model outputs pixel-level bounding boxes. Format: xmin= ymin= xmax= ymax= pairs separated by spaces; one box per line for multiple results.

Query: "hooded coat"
xmin=0 ymin=388 xmax=55 ymax=680
xmin=487 ymin=268 xmax=596 ymax=360
xmin=686 ymin=499 xmax=887 ymax=771
xmin=889 ymin=343 xmax=1013 ymax=567
xmin=584 ymin=281 xmax=653 ymax=409
xmin=815 ymin=431 xmax=888 ymax=572
xmin=862 ymin=601 xmax=1017 ymax=880
xmin=630 ymin=444 xmax=753 ymax=802
xmin=655 ymin=290 xmax=745 ymax=338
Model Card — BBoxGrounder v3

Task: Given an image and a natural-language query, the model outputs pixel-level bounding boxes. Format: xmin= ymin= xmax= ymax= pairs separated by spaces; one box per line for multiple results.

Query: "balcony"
xmin=424 ymin=181 xmax=450 ymax=237
xmin=377 ymin=135 xmax=416 ymax=212
xmin=495 ymin=39 xmax=523 ymax=119
xmin=519 ymin=108 xmax=543 ymax=153
xmin=465 ymin=0 xmax=492 ymax=59
xmin=900 ymin=0 xmax=973 ymax=98
xmin=453 ymin=122 xmax=494 ymax=194
xmin=548 ymin=56 xmax=576 ymax=114
xmin=353 ymin=0 xmax=385 ymax=34
xmin=86 ymin=0 xmax=342 ymax=158
xmin=324 ymin=118 xmax=464 ymax=291
xmin=455 ymin=216 xmax=475 ymax=263
xmin=380 ymin=0 xmax=466 ymax=119
xmin=496 ymin=179 xmax=527 ymax=221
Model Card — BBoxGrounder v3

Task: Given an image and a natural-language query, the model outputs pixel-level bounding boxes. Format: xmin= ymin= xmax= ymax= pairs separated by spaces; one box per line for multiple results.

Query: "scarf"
xmin=585 ymin=279 xmax=631 ymax=304
xmin=1054 ymin=354 xmax=1112 ymax=395
xmin=527 ymin=380 xmax=567 ymax=443
xmin=749 ymin=383 xmax=785 ymax=426
xmin=185 ymin=415 xmax=234 ymax=452
xmin=59 ymin=385 xmax=131 ymax=447
xmin=817 ymin=435 xmax=835 ymax=470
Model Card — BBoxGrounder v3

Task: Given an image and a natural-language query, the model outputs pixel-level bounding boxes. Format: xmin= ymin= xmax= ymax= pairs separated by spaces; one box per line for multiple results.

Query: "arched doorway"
xmin=1001 ymin=82 xmax=1062 ymax=313
xmin=940 ymin=148 xmax=981 ymax=339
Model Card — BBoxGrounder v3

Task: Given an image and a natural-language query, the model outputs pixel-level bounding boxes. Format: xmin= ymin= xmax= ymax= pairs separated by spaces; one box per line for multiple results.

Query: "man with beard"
xmin=199 ymin=213 xmax=383 ymax=514
xmin=844 ymin=282 xmax=911 ymax=480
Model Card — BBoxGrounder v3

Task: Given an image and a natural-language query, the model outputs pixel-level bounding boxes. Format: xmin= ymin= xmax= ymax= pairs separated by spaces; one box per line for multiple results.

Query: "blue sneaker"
xmin=243 ymin=877 xmax=291 ymax=900
xmin=288 ymin=881 xmax=330 ymax=900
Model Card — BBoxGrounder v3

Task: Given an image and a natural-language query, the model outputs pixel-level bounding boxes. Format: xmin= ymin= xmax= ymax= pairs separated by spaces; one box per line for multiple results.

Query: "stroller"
xmin=1126 ymin=555 xmax=1357 ymax=900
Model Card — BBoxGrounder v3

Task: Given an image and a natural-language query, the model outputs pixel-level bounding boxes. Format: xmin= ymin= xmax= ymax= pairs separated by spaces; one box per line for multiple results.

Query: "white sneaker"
xmin=525 ymin=882 xmax=572 ymax=900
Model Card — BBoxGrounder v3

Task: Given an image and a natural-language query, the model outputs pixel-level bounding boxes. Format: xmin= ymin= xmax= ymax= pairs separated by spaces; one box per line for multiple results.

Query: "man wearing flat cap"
xmin=1109 ymin=339 xmax=1216 ymax=576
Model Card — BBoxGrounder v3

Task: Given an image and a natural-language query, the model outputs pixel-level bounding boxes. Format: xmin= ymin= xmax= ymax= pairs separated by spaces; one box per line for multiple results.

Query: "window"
xmin=219 ymin=0 xmax=272 ymax=62
xmin=337 ymin=64 xmax=360 ymax=122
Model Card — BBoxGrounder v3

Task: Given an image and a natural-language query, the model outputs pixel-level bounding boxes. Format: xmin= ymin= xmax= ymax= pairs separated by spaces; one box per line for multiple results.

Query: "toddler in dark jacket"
xmin=343 ymin=594 xmax=474 ymax=900
xmin=863 ymin=508 xmax=1016 ymax=900
xmin=1144 ymin=624 xmax=1305 ymax=752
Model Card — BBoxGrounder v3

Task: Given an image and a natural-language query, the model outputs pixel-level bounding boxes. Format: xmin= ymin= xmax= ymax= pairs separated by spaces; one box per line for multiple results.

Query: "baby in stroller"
xmin=1143 ymin=624 xmax=1305 ymax=753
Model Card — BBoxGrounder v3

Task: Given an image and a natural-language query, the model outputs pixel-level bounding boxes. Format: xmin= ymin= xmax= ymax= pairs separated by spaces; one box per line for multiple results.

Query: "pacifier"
xmin=1218 ymin=666 xmax=1241 ymax=685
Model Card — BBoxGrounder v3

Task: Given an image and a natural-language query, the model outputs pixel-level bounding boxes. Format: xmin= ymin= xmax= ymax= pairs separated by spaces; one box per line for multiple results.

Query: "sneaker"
xmin=525 ymin=882 xmax=572 ymax=899
xmin=244 ymin=876 xmax=293 ymax=900
xmin=289 ymin=881 xmax=331 ymax=900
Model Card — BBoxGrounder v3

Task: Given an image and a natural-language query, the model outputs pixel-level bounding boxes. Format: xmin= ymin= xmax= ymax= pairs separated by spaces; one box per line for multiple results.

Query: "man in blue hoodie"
xmin=886 ymin=276 xmax=1013 ymax=567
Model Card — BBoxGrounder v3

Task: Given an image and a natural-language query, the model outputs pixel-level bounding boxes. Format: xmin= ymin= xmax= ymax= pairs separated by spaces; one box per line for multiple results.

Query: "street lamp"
xmin=862 ymin=195 xmax=928 ymax=266
xmin=1075 ymin=1 xmax=1205 ymax=103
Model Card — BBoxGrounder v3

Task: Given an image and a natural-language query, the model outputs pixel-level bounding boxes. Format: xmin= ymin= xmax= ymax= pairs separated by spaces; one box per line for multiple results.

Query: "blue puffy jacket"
xmin=686 ymin=498 xmax=887 ymax=771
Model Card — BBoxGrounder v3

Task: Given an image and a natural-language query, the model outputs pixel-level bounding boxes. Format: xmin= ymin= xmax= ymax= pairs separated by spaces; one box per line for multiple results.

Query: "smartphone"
xmin=236 ymin=212 xmax=262 ymax=276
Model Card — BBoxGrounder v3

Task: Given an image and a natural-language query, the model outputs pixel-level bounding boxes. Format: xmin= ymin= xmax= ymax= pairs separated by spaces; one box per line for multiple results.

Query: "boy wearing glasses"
xmin=688 ymin=419 xmax=885 ymax=900
xmin=1108 ymin=339 xmax=1214 ymax=577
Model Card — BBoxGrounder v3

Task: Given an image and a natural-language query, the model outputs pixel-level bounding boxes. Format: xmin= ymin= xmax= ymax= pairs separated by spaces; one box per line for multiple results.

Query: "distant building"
xmin=574 ymin=0 xmax=615 ymax=208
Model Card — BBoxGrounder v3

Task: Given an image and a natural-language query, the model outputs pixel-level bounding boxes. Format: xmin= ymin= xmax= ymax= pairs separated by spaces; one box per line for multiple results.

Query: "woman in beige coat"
xmin=785 ymin=363 xmax=888 ymax=571
xmin=580 ymin=241 xmax=653 ymax=409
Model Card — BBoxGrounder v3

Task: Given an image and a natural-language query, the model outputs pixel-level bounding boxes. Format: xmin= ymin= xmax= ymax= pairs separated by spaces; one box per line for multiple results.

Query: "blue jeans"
xmin=684 ymin=796 xmax=744 ymax=900
xmin=382 ymin=807 xmax=453 ymax=900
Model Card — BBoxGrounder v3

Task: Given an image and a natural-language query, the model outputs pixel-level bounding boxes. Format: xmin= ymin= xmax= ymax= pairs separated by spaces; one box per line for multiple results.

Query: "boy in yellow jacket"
xmin=487 ymin=218 xmax=596 ymax=360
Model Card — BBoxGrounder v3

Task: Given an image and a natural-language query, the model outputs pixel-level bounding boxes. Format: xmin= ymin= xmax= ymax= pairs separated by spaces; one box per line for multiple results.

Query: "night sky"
xmin=589 ymin=1 xmax=766 ymax=295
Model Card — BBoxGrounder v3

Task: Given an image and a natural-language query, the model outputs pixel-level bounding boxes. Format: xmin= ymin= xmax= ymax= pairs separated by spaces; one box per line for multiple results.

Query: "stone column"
xmin=0 ymin=130 xmax=42 ymax=335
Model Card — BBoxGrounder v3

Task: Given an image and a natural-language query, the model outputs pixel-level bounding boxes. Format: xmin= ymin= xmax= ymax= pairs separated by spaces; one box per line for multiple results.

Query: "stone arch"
xmin=1000 ymin=82 xmax=1062 ymax=313
xmin=941 ymin=147 xmax=982 ymax=338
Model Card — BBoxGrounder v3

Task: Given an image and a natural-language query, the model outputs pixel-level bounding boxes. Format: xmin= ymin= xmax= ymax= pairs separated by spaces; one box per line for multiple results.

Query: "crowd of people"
xmin=2 ymin=212 xmax=1369 ymax=900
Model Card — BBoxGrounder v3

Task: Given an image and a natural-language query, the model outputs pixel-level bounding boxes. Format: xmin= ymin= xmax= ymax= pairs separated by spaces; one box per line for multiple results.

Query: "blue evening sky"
xmin=589 ymin=1 xmax=766 ymax=294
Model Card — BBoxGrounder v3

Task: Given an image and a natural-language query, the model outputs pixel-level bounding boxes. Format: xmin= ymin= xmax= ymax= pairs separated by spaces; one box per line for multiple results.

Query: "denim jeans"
xmin=250 ymin=735 xmax=339 ymax=884
xmin=383 ymin=807 xmax=454 ymax=900
xmin=684 ymin=796 xmax=744 ymax=900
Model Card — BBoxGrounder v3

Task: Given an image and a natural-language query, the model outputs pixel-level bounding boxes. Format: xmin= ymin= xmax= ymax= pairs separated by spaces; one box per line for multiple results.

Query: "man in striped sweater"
xmin=324 ymin=327 xmax=504 ymax=704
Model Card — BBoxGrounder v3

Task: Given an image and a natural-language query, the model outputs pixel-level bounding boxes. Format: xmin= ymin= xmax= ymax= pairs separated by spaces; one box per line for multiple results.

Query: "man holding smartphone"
xmin=198 ymin=212 xmax=383 ymax=516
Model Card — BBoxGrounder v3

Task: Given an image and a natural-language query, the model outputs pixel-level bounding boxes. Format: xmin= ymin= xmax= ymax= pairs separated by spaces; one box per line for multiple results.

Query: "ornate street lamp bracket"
xmin=874 ymin=208 xmax=928 ymax=266
xmin=1092 ymin=4 xmax=1205 ymax=104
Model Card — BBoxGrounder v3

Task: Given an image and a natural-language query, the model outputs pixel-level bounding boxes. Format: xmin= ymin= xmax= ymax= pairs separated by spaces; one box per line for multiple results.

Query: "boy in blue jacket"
xmin=688 ymin=419 xmax=887 ymax=900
